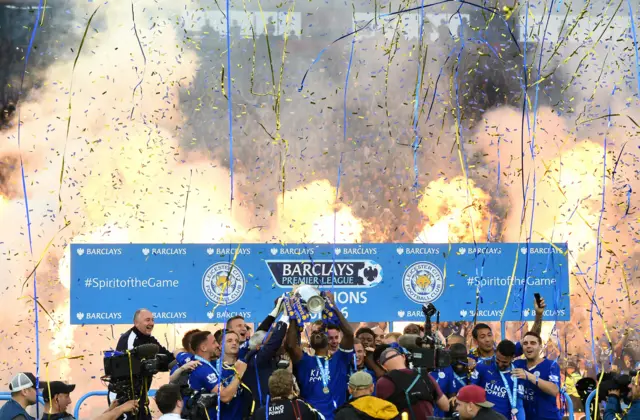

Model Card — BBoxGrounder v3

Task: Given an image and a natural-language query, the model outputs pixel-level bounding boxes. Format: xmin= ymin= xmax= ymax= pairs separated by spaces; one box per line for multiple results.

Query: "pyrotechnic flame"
xmin=277 ymin=180 xmax=364 ymax=243
xmin=47 ymin=300 xmax=75 ymax=379
xmin=415 ymin=176 xmax=491 ymax=243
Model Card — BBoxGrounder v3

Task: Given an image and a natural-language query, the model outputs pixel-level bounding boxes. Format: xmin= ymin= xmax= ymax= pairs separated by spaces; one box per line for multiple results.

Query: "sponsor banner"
xmin=70 ymin=243 xmax=570 ymax=324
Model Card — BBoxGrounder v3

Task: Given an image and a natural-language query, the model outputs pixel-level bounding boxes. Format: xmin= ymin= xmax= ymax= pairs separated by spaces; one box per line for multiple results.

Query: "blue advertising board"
xmin=69 ymin=243 xmax=570 ymax=324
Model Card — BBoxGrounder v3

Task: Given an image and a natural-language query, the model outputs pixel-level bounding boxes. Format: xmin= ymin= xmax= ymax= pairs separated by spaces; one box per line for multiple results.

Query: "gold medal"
xmin=323 ymin=387 xmax=330 ymax=394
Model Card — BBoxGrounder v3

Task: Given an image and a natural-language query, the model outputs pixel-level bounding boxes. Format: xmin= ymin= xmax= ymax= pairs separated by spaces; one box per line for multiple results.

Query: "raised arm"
xmin=530 ymin=297 xmax=546 ymax=335
xmin=326 ymin=291 xmax=354 ymax=350
xmin=285 ymin=318 xmax=303 ymax=363
xmin=255 ymin=321 xmax=288 ymax=365
xmin=256 ymin=296 xmax=285 ymax=332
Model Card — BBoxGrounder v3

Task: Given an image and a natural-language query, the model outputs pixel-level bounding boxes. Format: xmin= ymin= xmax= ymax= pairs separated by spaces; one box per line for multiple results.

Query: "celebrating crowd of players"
xmin=2 ymin=293 xmax=639 ymax=420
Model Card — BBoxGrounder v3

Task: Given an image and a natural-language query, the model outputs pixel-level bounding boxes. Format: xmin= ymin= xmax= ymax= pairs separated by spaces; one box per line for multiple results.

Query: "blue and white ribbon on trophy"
xmin=320 ymin=291 xmax=341 ymax=325
xmin=282 ymin=285 xmax=341 ymax=330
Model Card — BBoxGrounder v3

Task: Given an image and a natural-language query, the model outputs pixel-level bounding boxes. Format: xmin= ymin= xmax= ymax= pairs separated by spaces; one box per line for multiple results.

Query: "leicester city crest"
xmin=202 ymin=262 xmax=246 ymax=305
xmin=402 ymin=261 xmax=445 ymax=304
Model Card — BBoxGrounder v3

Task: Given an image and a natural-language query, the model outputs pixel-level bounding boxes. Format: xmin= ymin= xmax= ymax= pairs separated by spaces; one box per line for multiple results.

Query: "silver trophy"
xmin=293 ymin=285 xmax=326 ymax=315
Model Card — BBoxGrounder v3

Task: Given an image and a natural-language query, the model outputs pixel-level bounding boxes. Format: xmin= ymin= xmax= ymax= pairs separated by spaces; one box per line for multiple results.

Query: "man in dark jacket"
xmin=335 ymin=371 xmax=398 ymax=420
xmin=0 ymin=373 xmax=39 ymax=420
xmin=41 ymin=381 xmax=76 ymax=420
xmin=112 ymin=309 xmax=176 ymax=420
xmin=243 ymin=313 xmax=289 ymax=409
xmin=455 ymin=385 xmax=507 ymax=420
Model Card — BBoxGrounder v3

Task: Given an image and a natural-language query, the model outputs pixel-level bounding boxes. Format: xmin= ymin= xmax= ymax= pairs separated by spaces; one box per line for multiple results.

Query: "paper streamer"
xmin=15 ymin=0 xmax=45 ymax=413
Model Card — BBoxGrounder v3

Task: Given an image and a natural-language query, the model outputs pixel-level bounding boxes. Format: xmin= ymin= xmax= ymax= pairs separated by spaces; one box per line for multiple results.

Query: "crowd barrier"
xmin=72 ymin=390 xmax=158 ymax=419
xmin=584 ymin=389 xmax=598 ymax=420
xmin=563 ymin=389 xmax=575 ymax=420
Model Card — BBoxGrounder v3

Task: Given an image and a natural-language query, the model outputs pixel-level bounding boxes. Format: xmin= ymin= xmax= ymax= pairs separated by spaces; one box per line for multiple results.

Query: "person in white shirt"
xmin=154 ymin=384 xmax=186 ymax=420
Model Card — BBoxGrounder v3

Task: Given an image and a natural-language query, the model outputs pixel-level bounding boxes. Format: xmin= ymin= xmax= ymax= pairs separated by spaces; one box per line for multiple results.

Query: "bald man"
xmin=112 ymin=309 xmax=176 ymax=420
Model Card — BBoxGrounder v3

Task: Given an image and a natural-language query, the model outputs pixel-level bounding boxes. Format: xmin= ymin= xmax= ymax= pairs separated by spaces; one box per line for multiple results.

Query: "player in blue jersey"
xmin=188 ymin=330 xmax=249 ymax=420
xmin=469 ymin=297 xmax=546 ymax=366
xmin=285 ymin=291 xmax=354 ymax=420
xmin=471 ymin=340 xmax=525 ymax=420
xmin=512 ymin=331 xmax=562 ymax=420
xmin=431 ymin=343 xmax=470 ymax=417
xmin=169 ymin=329 xmax=203 ymax=378
xmin=352 ymin=338 xmax=377 ymax=396
xmin=228 ymin=297 xmax=285 ymax=362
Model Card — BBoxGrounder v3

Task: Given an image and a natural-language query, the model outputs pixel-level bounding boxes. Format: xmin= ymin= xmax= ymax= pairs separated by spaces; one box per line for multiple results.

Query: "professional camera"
xmin=598 ymin=371 xmax=637 ymax=404
xmin=398 ymin=304 xmax=451 ymax=372
xmin=183 ymin=389 xmax=217 ymax=420
xmin=102 ymin=344 xmax=171 ymax=402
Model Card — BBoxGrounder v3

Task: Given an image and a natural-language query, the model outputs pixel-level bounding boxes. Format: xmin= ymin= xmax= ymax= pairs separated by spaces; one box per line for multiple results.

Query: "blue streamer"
xmin=16 ymin=0 xmax=45 ymax=413
xmin=410 ymin=0 xmax=426 ymax=188
xmin=331 ymin=24 xmax=356 ymax=296
xmin=226 ymin=0 xmax=234 ymax=207
xmin=627 ymin=0 xmax=640 ymax=96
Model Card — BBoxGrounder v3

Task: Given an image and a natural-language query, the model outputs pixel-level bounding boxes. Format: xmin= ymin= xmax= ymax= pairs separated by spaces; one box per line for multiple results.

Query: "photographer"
xmin=604 ymin=373 xmax=640 ymax=420
xmin=430 ymin=343 xmax=470 ymax=417
xmin=375 ymin=347 xmax=449 ymax=418
xmin=154 ymin=384 xmax=186 ymax=420
xmin=251 ymin=370 xmax=323 ymax=420
xmin=112 ymin=309 xmax=175 ymax=420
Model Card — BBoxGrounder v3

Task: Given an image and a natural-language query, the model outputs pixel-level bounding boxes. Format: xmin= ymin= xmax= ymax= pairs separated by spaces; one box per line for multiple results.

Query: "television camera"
xmin=168 ymin=364 xmax=218 ymax=420
xmin=398 ymin=304 xmax=451 ymax=372
xmin=102 ymin=344 xmax=170 ymax=403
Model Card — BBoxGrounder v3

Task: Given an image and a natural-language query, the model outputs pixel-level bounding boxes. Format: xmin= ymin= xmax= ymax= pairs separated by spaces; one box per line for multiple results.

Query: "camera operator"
xmin=375 ymin=347 xmax=449 ymax=419
xmin=251 ymin=370 xmax=323 ymax=420
xmin=604 ymin=373 xmax=640 ymax=420
xmin=430 ymin=343 xmax=470 ymax=417
xmin=155 ymin=384 xmax=186 ymax=420
xmin=41 ymin=381 xmax=76 ymax=420
xmin=111 ymin=309 xmax=175 ymax=420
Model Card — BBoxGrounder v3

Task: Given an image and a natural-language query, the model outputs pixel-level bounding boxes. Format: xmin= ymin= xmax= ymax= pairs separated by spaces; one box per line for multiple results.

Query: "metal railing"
xmin=563 ymin=389 xmax=576 ymax=420
xmin=73 ymin=390 xmax=157 ymax=420
xmin=585 ymin=390 xmax=598 ymax=420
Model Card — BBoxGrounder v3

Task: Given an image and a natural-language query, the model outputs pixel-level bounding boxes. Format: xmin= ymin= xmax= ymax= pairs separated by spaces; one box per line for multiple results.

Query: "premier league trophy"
xmin=283 ymin=285 xmax=339 ymax=329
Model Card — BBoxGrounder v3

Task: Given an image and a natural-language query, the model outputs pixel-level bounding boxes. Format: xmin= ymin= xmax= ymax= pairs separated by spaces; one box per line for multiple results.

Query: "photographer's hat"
xmin=349 ymin=371 xmax=373 ymax=389
xmin=9 ymin=373 xmax=38 ymax=392
xmin=457 ymin=385 xmax=494 ymax=408
xmin=41 ymin=381 xmax=76 ymax=402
